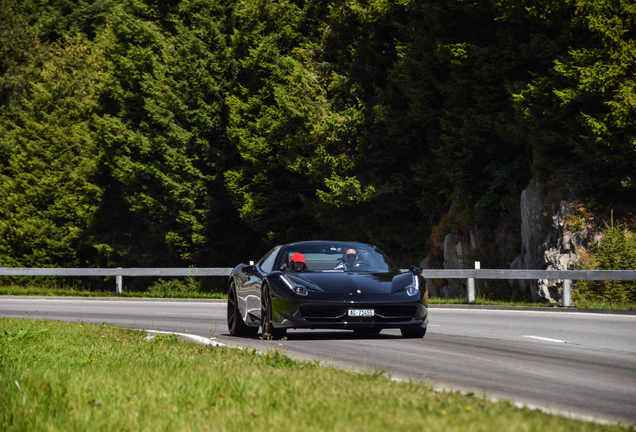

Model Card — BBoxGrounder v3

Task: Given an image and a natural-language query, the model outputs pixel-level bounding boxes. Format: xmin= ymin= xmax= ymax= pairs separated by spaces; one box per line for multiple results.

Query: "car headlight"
xmin=405 ymin=275 xmax=420 ymax=296
xmin=280 ymin=274 xmax=308 ymax=296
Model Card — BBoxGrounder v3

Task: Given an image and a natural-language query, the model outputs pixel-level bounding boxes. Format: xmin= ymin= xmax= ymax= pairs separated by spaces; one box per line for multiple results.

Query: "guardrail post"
xmin=116 ymin=268 xmax=123 ymax=296
xmin=563 ymin=279 xmax=571 ymax=307
xmin=468 ymin=261 xmax=479 ymax=303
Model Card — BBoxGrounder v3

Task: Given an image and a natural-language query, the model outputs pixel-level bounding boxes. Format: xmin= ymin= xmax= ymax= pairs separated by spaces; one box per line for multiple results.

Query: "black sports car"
xmin=226 ymin=241 xmax=428 ymax=339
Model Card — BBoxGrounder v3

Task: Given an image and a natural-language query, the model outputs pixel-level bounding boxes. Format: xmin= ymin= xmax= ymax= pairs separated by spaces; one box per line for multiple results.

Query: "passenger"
xmin=335 ymin=248 xmax=358 ymax=270
xmin=289 ymin=253 xmax=307 ymax=272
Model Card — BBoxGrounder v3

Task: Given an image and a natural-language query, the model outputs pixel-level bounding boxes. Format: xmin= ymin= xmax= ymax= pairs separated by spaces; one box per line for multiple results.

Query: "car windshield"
xmin=277 ymin=242 xmax=400 ymax=273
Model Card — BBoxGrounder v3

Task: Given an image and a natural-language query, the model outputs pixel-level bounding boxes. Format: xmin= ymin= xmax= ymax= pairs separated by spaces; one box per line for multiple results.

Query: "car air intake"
xmin=299 ymin=305 xmax=347 ymax=320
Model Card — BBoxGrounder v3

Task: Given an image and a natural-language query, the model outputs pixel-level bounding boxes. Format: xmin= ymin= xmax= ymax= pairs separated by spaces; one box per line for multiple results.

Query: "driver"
xmin=334 ymin=248 xmax=358 ymax=270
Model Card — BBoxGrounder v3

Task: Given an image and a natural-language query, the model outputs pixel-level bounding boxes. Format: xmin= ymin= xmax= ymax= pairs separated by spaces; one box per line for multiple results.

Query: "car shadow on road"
xmin=223 ymin=329 xmax=404 ymax=341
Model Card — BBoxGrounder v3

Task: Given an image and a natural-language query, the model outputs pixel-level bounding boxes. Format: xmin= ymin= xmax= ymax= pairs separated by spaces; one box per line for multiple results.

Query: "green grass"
xmin=0 ymin=319 xmax=632 ymax=431
xmin=567 ymin=300 xmax=636 ymax=311
xmin=429 ymin=298 xmax=545 ymax=306
xmin=428 ymin=297 xmax=636 ymax=310
xmin=0 ymin=284 xmax=226 ymax=299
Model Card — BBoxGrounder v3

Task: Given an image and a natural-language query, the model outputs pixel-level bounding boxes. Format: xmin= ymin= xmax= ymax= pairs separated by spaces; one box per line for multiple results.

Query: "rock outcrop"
xmin=421 ymin=179 xmax=604 ymax=302
xmin=442 ymin=233 xmax=472 ymax=298
xmin=418 ymin=256 xmax=439 ymax=298
xmin=510 ymin=180 xmax=601 ymax=303
xmin=419 ymin=230 xmax=475 ymax=299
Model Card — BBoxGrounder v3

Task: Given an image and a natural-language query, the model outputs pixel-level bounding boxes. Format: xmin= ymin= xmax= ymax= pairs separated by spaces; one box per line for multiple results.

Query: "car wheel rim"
xmin=227 ymin=285 xmax=238 ymax=334
xmin=262 ymin=287 xmax=270 ymax=335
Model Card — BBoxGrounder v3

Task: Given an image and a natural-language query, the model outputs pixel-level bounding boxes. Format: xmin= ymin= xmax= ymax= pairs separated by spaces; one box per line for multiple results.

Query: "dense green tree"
xmin=577 ymin=221 xmax=636 ymax=303
xmin=0 ymin=0 xmax=115 ymax=110
xmin=0 ymin=37 xmax=103 ymax=267
xmin=0 ymin=0 xmax=633 ymax=276
xmin=308 ymin=0 xmax=541 ymax=257
xmin=382 ymin=0 xmax=575 ymax=228
xmin=88 ymin=0 xmax=236 ymax=267
xmin=514 ymin=0 xmax=636 ymax=203
xmin=311 ymin=0 xmax=434 ymax=257
xmin=225 ymin=0 xmax=366 ymax=245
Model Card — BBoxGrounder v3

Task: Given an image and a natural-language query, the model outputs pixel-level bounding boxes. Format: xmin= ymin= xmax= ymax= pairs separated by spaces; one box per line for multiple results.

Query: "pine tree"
xmin=0 ymin=37 xmax=104 ymax=267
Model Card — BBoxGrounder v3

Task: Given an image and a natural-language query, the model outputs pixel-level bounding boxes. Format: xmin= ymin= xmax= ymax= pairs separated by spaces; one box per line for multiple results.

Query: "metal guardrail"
xmin=2 ymin=267 xmax=633 ymax=279
xmin=418 ymin=262 xmax=636 ymax=306
xmin=418 ymin=269 xmax=636 ymax=281
xmin=1 ymin=266 xmax=634 ymax=306
xmin=0 ymin=268 xmax=233 ymax=277
xmin=0 ymin=267 xmax=233 ymax=296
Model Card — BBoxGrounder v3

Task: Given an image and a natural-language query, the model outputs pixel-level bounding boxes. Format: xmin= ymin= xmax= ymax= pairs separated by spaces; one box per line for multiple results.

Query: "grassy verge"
xmin=563 ymin=300 xmax=636 ymax=311
xmin=429 ymin=298 xmax=549 ymax=306
xmin=1 ymin=319 xmax=630 ymax=431
xmin=427 ymin=297 xmax=636 ymax=310
xmin=0 ymin=284 xmax=226 ymax=299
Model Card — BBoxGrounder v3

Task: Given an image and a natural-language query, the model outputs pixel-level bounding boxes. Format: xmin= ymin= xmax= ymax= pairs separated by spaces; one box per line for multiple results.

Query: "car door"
xmin=241 ymin=246 xmax=281 ymax=323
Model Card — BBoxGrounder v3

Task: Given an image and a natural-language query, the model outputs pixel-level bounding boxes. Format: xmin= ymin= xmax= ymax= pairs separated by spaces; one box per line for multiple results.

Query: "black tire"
xmin=353 ymin=327 xmax=382 ymax=335
xmin=227 ymin=281 xmax=258 ymax=337
xmin=261 ymin=284 xmax=287 ymax=340
xmin=400 ymin=326 xmax=427 ymax=338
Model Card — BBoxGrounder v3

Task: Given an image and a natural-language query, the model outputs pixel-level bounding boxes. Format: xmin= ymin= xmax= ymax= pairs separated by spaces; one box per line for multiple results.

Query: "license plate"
xmin=348 ymin=308 xmax=374 ymax=317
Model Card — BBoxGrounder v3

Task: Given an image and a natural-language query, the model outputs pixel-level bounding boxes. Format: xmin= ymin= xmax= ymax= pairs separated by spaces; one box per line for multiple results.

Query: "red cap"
xmin=290 ymin=253 xmax=305 ymax=263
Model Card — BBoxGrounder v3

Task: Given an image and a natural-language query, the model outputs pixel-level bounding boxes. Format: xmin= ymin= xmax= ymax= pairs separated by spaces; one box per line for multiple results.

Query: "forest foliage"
xmin=0 ymin=0 xmax=634 ymax=272
xmin=576 ymin=220 xmax=636 ymax=303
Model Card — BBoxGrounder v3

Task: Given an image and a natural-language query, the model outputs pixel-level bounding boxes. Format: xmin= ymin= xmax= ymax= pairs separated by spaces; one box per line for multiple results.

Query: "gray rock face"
xmin=427 ymin=179 xmax=602 ymax=303
xmin=517 ymin=179 xmax=549 ymax=270
xmin=418 ymin=255 xmax=439 ymax=298
xmin=442 ymin=233 xmax=470 ymax=298
xmin=444 ymin=233 xmax=469 ymax=269
xmin=510 ymin=179 xmax=600 ymax=303
xmin=509 ymin=179 xmax=549 ymax=300
xmin=439 ymin=230 xmax=484 ymax=298
xmin=420 ymin=235 xmax=473 ymax=299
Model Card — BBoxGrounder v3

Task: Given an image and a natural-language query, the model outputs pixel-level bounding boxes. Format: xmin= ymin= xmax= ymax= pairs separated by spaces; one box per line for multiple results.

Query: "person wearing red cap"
xmin=289 ymin=253 xmax=307 ymax=272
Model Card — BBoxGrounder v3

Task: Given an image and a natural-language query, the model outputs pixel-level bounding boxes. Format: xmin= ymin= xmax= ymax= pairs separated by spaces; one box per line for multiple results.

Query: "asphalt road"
xmin=1 ymin=297 xmax=635 ymax=425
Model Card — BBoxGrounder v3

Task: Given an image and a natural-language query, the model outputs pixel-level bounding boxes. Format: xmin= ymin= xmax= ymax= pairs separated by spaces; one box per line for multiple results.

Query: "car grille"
xmin=299 ymin=305 xmax=347 ymax=320
xmin=299 ymin=305 xmax=417 ymax=322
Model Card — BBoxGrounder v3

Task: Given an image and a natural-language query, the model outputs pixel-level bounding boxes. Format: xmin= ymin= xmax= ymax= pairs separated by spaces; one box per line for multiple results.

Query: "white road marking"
xmin=522 ymin=336 xmax=568 ymax=343
xmin=144 ymin=330 xmax=226 ymax=347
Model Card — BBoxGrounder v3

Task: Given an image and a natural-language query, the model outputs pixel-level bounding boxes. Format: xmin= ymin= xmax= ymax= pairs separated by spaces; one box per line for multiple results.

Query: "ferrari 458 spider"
xmin=226 ymin=241 xmax=428 ymax=339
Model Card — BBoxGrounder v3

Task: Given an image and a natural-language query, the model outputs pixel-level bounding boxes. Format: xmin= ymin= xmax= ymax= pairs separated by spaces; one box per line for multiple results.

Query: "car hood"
xmin=289 ymin=271 xmax=413 ymax=295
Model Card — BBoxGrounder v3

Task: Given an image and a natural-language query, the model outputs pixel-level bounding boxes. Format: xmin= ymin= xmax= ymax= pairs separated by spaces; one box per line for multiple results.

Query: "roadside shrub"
xmin=147 ymin=277 xmax=199 ymax=297
xmin=150 ymin=333 xmax=181 ymax=343
xmin=564 ymin=203 xmax=593 ymax=232
xmin=575 ymin=221 xmax=636 ymax=304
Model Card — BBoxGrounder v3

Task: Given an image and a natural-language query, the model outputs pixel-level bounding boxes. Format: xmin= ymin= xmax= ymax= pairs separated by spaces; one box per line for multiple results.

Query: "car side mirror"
xmin=409 ymin=266 xmax=423 ymax=275
xmin=242 ymin=264 xmax=257 ymax=274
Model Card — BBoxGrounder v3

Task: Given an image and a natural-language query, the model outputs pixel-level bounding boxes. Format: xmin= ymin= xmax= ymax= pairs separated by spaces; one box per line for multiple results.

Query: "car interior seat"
xmin=357 ymin=250 xmax=369 ymax=263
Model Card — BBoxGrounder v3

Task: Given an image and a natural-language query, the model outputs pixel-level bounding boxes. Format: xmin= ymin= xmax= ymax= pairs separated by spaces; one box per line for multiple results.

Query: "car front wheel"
xmin=261 ymin=284 xmax=287 ymax=340
xmin=400 ymin=326 xmax=426 ymax=338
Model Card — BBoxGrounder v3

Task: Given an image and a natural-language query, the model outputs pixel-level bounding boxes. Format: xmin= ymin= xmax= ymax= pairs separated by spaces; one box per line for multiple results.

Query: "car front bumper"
xmin=272 ymin=298 xmax=428 ymax=330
